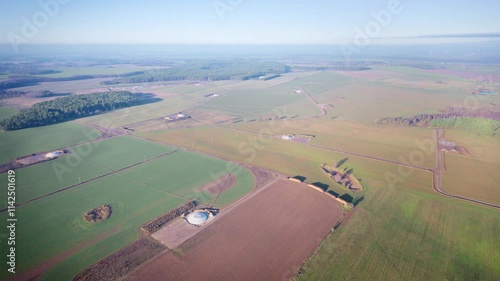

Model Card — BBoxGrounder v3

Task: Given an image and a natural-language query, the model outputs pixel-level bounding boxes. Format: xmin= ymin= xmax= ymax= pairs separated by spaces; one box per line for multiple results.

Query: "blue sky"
xmin=1 ymin=0 xmax=499 ymax=45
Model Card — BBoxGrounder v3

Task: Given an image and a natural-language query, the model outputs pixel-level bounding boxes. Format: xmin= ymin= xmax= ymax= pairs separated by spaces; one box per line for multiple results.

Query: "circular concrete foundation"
xmin=186 ymin=210 xmax=210 ymax=226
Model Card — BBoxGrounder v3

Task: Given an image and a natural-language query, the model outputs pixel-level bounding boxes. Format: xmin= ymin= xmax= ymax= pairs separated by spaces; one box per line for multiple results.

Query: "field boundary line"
xmin=0 ymin=150 xmax=179 ymax=212
xmin=308 ymin=143 xmax=434 ymax=171
xmin=432 ymin=129 xmax=500 ymax=209
xmin=182 ymin=118 xmax=436 ymax=172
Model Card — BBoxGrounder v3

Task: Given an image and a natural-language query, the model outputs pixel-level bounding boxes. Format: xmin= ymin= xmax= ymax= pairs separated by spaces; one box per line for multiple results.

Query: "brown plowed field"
xmin=127 ymin=179 xmax=343 ymax=281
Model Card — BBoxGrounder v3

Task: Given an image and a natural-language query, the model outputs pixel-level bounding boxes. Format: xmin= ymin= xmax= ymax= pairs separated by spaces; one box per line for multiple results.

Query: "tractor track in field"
xmin=308 ymin=143 xmax=434 ymax=172
xmin=120 ymin=97 xmax=213 ymax=129
xmin=184 ymin=112 xmax=499 ymax=209
xmin=0 ymin=125 xmax=130 ymax=174
xmin=133 ymin=90 xmax=499 ymax=209
xmin=187 ymin=118 xmax=435 ymax=173
xmin=432 ymin=129 xmax=500 ymax=209
xmin=0 ymin=150 xmax=179 ymax=212
xmin=299 ymin=87 xmax=327 ymax=117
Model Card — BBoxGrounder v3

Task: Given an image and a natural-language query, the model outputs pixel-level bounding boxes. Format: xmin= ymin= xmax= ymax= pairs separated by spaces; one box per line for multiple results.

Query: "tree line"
xmin=377 ymin=107 xmax=500 ymax=127
xmin=0 ymin=91 xmax=140 ymax=130
xmin=377 ymin=107 xmax=500 ymax=136
xmin=0 ymin=90 xmax=54 ymax=99
xmin=101 ymin=60 xmax=291 ymax=85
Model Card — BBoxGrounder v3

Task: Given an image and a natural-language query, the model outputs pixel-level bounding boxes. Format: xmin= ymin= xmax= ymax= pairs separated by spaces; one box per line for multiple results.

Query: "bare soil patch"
xmin=126 ymin=179 xmax=343 ymax=281
xmin=73 ymin=238 xmax=165 ymax=281
xmin=140 ymin=201 xmax=196 ymax=235
xmin=245 ymin=165 xmax=276 ymax=190
xmin=0 ymin=149 xmax=68 ymax=173
xmin=150 ymin=168 xmax=274 ymax=249
xmin=195 ymin=174 xmax=237 ymax=197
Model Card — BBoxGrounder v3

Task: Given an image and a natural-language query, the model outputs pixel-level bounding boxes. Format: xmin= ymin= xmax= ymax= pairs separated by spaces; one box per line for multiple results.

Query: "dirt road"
xmin=300 ymin=87 xmax=327 ymax=117
xmin=432 ymin=129 xmax=499 ymax=208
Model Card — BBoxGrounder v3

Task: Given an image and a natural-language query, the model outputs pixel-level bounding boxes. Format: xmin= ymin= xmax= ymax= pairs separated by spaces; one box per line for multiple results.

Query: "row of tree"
xmin=377 ymin=107 xmax=500 ymax=127
xmin=0 ymin=90 xmax=54 ymax=99
xmin=101 ymin=60 xmax=291 ymax=85
xmin=0 ymin=91 xmax=140 ymax=130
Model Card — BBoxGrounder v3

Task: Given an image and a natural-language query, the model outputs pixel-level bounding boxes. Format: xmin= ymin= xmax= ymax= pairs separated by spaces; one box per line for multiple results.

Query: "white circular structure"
xmin=45 ymin=150 xmax=63 ymax=158
xmin=186 ymin=211 xmax=210 ymax=226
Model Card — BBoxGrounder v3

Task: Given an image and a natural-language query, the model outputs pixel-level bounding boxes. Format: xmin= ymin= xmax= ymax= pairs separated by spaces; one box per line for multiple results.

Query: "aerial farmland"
xmin=1 ymin=1 xmax=500 ymax=280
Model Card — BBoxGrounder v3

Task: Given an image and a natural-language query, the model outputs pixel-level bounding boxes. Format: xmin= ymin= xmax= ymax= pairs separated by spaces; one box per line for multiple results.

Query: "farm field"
xmin=11 ymin=78 xmax=110 ymax=94
xmin=226 ymin=118 xmax=438 ymax=168
xmin=0 ymin=174 xmax=186 ymax=281
xmin=119 ymin=149 xmax=254 ymax=207
xmin=137 ymin=125 xmax=433 ymax=201
xmin=442 ymin=153 xmax=500 ymax=205
xmin=0 ymin=122 xmax=100 ymax=164
xmin=440 ymin=129 xmax=500 ymax=204
xmin=80 ymin=72 xmax=323 ymax=128
xmin=128 ymin=178 xmax=343 ymax=281
xmin=0 ymin=61 xmax=498 ymax=281
xmin=0 ymin=146 xmax=254 ymax=280
xmin=298 ymin=183 xmax=500 ymax=281
xmin=75 ymin=88 xmax=209 ymax=127
xmin=200 ymin=81 xmax=320 ymax=118
xmin=0 ymin=136 xmax=175 ymax=203
xmin=293 ymin=70 xmax=497 ymax=123
xmin=1 ymin=3 xmax=500 ymax=280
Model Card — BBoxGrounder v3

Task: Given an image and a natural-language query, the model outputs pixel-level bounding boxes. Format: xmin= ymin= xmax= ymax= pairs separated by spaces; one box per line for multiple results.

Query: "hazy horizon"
xmin=2 ymin=0 xmax=499 ymax=54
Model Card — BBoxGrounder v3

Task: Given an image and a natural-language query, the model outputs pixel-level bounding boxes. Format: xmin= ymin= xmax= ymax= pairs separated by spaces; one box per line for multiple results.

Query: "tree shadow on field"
xmin=135 ymin=93 xmax=163 ymax=105
xmin=336 ymin=157 xmax=349 ymax=168
xmin=339 ymin=193 xmax=353 ymax=203
xmin=353 ymin=196 xmax=364 ymax=206
xmin=327 ymin=190 xmax=339 ymax=197
xmin=292 ymin=175 xmax=306 ymax=182
xmin=312 ymin=182 xmax=329 ymax=192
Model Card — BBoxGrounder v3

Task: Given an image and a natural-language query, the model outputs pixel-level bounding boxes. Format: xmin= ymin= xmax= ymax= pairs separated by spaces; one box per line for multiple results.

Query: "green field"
xmin=138 ymin=126 xmax=432 ymax=200
xmin=0 ymin=136 xmax=175 ymax=203
xmin=0 ymin=146 xmax=254 ymax=280
xmin=443 ymin=153 xmax=500 ymax=205
xmin=0 ymin=174 xmax=186 ymax=280
xmin=441 ymin=129 xmax=500 ymax=205
xmin=430 ymin=117 xmax=500 ymax=136
xmin=76 ymin=88 xmax=208 ymax=127
xmin=293 ymin=70 xmax=496 ymax=124
xmin=225 ymin=118 xmax=438 ymax=168
xmin=0 ymin=122 xmax=100 ymax=164
xmin=200 ymin=77 xmax=321 ymax=118
xmin=1 ymin=64 xmax=498 ymax=281
xmin=76 ymin=73 xmax=322 ymax=127
xmin=12 ymin=78 xmax=109 ymax=93
xmin=139 ymin=123 xmax=499 ymax=281
xmin=0 ymin=107 xmax=17 ymax=121
xmin=298 ymin=186 xmax=500 ymax=281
